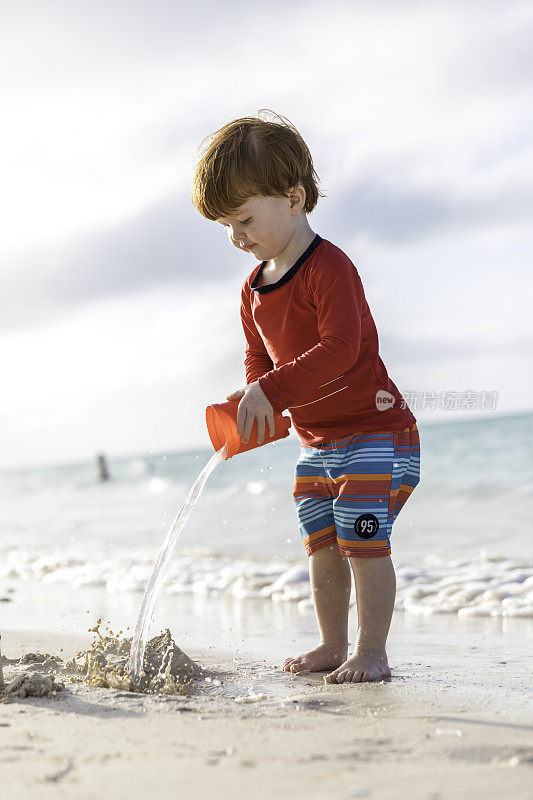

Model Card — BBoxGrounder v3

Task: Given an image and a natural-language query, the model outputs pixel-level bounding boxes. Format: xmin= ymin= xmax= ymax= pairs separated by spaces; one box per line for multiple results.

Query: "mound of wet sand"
xmin=66 ymin=625 xmax=202 ymax=694
xmin=2 ymin=672 xmax=64 ymax=699
xmin=1 ymin=625 xmax=203 ymax=699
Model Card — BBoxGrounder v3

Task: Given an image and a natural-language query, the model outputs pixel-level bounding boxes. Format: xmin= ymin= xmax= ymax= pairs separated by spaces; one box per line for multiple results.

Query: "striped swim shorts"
xmin=292 ymin=423 xmax=420 ymax=558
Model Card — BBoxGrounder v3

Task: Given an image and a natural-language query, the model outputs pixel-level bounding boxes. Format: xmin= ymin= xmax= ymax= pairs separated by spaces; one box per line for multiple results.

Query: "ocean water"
xmin=1 ymin=411 xmax=532 ymax=622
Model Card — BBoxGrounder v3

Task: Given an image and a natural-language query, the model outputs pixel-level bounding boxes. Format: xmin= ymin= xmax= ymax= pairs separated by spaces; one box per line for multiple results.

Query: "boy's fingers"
xmin=237 ymin=405 xmax=246 ymax=437
xmin=227 ymin=388 xmax=245 ymax=400
xmin=242 ymin=415 xmax=254 ymax=444
xmin=257 ymin=417 xmax=265 ymax=445
xmin=236 ymin=406 xmax=274 ymax=445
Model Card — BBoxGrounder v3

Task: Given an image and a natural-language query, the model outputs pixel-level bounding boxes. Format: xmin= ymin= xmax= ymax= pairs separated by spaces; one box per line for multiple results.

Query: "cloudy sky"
xmin=1 ymin=0 xmax=532 ymax=470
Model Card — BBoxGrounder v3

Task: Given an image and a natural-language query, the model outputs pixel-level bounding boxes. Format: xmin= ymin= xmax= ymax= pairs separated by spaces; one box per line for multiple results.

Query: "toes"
xmin=283 ymin=656 xmax=301 ymax=667
xmin=326 ymin=666 xmax=349 ymax=683
xmin=326 ymin=659 xmax=389 ymax=684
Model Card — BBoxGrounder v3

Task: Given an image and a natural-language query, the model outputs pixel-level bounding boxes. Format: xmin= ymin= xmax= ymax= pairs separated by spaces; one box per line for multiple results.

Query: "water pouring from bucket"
xmin=128 ymin=398 xmax=291 ymax=684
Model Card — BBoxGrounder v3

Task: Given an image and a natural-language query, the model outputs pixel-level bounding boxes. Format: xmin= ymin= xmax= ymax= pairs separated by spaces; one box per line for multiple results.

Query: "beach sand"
xmin=1 ymin=613 xmax=532 ymax=800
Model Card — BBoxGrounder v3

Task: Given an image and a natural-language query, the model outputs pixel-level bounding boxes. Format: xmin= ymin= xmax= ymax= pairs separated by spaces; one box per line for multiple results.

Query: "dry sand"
xmin=1 ymin=625 xmax=532 ymax=800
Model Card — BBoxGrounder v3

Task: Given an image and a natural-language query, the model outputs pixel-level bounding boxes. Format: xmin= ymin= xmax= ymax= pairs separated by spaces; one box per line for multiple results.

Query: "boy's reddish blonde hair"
xmin=191 ymin=109 xmax=325 ymax=221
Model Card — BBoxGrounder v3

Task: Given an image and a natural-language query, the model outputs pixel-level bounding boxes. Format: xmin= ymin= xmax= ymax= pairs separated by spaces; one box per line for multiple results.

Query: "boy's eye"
xmin=221 ymin=217 xmax=252 ymax=227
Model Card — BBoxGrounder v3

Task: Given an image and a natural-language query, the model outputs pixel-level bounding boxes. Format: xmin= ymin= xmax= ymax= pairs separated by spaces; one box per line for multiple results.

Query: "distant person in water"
xmin=191 ymin=110 xmax=421 ymax=684
xmin=97 ymin=453 xmax=110 ymax=482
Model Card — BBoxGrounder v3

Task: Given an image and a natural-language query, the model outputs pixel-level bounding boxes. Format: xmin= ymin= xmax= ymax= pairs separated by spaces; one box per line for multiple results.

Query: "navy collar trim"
xmin=250 ymin=234 xmax=323 ymax=294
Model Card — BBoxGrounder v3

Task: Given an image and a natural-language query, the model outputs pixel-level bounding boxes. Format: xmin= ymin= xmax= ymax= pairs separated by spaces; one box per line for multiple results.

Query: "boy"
xmin=191 ymin=111 xmax=420 ymax=684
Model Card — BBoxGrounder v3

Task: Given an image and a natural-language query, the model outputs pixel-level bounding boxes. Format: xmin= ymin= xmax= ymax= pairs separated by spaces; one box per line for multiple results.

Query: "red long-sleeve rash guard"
xmin=240 ymin=234 xmax=416 ymax=446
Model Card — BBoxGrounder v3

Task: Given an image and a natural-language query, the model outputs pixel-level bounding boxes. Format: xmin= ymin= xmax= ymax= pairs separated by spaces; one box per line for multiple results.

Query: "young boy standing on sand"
xmin=191 ymin=110 xmax=420 ymax=684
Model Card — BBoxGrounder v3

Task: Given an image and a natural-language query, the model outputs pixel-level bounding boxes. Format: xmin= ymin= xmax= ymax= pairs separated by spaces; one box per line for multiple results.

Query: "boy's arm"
xmin=240 ymin=284 xmax=275 ymax=385
xmin=257 ymin=257 xmax=364 ymax=412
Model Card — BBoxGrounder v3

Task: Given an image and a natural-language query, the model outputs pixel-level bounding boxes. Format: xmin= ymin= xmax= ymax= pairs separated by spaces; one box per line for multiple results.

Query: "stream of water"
xmin=128 ymin=443 xmax=228 ymax=682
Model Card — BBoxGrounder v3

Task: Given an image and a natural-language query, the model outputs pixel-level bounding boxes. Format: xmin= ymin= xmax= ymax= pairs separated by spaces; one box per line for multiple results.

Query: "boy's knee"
xmin=349 ymin=554 xmax=393 ymax=567
xmin=309 ymin=544 xmax=344 ymax=559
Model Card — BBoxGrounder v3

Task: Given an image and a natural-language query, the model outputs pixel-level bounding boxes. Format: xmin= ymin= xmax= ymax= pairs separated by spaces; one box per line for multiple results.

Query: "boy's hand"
xmin=226 ymin=382 xmax=275 ymax=445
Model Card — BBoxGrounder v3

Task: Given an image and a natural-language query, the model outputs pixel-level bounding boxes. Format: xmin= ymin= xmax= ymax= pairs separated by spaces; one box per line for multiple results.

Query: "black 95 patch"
xmin=354 ymin=513 xmax=380 ymax=539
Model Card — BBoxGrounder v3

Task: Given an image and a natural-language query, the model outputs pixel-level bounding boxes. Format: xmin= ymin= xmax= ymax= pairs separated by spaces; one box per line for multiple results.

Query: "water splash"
xmin=128 ymin=444 xmax=227 ymax=683
xmin=70 ymin=621 xmax=200 ymax=694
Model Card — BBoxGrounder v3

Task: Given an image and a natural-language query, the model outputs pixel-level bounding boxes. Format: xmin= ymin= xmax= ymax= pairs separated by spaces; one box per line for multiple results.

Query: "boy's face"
xmin=216 ymin=191 xmax=300 ymax=260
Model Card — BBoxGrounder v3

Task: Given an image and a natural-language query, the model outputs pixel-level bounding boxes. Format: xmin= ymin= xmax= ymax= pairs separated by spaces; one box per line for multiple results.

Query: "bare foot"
xmin=325 ymin=648 xmax=391 ymax=683
xmin=281 ymin=642 xmax=348 ymax=674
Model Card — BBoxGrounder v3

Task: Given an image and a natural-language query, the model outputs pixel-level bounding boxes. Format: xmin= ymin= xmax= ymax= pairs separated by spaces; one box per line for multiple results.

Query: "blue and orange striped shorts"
xmin=293 ymin=423 xmax=421 ymax=558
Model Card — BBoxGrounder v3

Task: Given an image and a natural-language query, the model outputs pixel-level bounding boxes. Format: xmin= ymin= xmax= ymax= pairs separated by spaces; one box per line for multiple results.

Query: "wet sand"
xmin=1 ymin=613 xmax=532 ymax=800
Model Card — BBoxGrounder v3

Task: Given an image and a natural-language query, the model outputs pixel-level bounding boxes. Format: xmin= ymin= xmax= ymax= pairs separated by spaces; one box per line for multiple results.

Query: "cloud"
xmin=444 ymin=4 xmax=533 ymax=92
xmin=1 ymin=0 xmax=532 ymax=336
xmin=0 ymin=192 xmax=244 ymax=332
xmin=380 ymin=333 xmax=533 ymax=364
xmin=318 ymin=169 xmax=533 ymax=245
xmin=3 ymin=144 xmax=533 ymax=333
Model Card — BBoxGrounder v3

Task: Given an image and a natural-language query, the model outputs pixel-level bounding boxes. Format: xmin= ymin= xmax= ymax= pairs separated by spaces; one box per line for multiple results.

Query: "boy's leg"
xmin=349 ymin=555 xmax=396 ymax=653
xmin=324 ymin=555 xmax=394 ymax=684
xmin=282 ymin=544 xmax=351 ymax=673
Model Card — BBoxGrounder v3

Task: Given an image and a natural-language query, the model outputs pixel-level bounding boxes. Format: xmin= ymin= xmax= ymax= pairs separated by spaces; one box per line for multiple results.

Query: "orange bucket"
xmin=206 ymin=399 xmax=292 ymax=460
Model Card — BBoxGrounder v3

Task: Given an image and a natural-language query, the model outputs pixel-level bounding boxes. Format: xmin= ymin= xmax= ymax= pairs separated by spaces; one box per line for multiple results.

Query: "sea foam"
xmin=1 ymin=546 xmax=532 ymax=617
